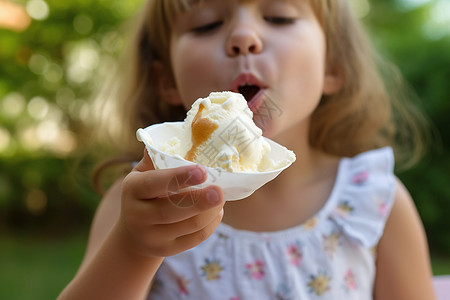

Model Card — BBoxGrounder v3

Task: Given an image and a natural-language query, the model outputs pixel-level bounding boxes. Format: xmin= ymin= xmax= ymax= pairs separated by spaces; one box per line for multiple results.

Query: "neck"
xmin=268 ymin=119 xmax=326 ymax=185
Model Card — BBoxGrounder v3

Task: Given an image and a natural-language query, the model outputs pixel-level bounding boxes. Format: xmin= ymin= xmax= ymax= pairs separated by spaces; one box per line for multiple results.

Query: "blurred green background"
xmin=0 ymin=0 xmax=449 ymax=298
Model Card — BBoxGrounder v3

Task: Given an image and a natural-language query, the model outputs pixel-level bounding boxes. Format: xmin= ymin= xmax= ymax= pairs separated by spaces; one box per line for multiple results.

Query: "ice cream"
xmin=157 ymin=91 xmax=295 ymax=172
xmin=136 ymin=91 xmax=296 ymax=200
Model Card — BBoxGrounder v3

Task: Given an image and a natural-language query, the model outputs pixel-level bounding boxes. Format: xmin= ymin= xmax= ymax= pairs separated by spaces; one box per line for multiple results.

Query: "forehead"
xmin=178 ymin=0 xmax=303 ymax=9
xmin=164 ymin=0 xmax=323 ymax=25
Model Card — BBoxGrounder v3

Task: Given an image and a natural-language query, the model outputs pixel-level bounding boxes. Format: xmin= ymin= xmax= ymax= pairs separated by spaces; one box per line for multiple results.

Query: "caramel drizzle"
xmin=185 ymin=104 xmax=218 ymax=162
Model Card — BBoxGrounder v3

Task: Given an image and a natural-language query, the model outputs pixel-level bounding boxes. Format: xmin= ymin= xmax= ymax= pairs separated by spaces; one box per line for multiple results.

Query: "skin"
xmin=59 ymin=0 xmax=436 ymax=299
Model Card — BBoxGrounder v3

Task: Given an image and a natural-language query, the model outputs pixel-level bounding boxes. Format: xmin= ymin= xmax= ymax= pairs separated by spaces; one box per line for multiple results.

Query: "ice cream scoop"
xmin=181 ymin=91 xmax=277 ymax=172
xmin=137 ymin=91 xmax=296 ymax=200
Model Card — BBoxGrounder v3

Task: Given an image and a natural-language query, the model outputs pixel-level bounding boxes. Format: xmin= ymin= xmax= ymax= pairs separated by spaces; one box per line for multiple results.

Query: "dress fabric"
xmin=147 ymin=147 xmax=396 ymax=300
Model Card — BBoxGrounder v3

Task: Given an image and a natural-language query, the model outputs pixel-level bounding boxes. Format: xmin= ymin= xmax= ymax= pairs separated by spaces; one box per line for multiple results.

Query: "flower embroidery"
xmin=201 ymin=258 xmax=224 ymax=281
xmin=276 ymin=283 xmax=292 ymax=300
xmin=286 ymin=243 xmax=303 ymax=267
xmin=352 ymin=171 xmax=369 ymax=185
xmin=378 ymin=201 xmax=388 ymax=217
xmin=370 ymin=246 xmax=377 ymax=258
xmin=378 ymin=203 xmax=387 ymax=217
xmin=344 ymin=269 xmax=357 ymax=292
xmin=176 ymin=275 xmax=190 ymax=295
xmin=218 ymin=232 xmax=230 ymax=240
xmin=323 ymin=232 xmax=341 ymax=259
xmin=246 ymin=259 xmax=265 ymax=280
xmin=335 ymin=200 xmax=354 ymax=218
xmin=303 ymin=216 xmax=318 ymax=230
xmin=308 ymin=272 xmax=331 ymax=295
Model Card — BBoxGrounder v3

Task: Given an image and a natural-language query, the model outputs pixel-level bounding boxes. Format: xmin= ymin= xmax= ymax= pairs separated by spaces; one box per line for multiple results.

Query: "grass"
xmin=0 ymin=233 xmax=449 ymax=299
xmin=0 ymin=233 xmax=87 ymax=300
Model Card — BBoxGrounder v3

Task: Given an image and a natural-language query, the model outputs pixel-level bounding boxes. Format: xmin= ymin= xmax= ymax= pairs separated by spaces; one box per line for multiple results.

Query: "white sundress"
xmin=147 ymin=147 xmax=396 ymax=300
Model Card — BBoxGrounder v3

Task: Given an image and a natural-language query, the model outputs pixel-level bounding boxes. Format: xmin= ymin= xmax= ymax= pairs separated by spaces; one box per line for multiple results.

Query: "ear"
xmin=152 ymin=61 xmax=183 ymax=105
xmin=322 ymin=66 xmax=344 ymax=95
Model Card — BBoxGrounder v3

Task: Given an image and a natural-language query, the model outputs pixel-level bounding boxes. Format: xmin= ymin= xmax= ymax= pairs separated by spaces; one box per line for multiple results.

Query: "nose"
xmin=226 ymin=24 xmax=263 ymax=56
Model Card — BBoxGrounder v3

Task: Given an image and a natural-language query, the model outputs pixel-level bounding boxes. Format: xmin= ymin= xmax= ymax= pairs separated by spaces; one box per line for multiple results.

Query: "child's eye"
xmin=191 ymin=21 xmax=223 ymax=33
xmin=264 ymin=16 xmax=297 ymax=25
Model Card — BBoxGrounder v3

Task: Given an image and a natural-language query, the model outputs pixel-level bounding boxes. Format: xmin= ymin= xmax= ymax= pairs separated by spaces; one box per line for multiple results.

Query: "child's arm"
xmin=374 ymin=178 xmax=436 ymax=300
xmin=58 ymin=151 xmax=224 ymax=299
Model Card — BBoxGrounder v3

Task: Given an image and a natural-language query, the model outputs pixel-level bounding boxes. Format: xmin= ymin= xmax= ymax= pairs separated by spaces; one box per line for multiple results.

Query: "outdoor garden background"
xmin=0 ymin=0 xmax=449 ymax=298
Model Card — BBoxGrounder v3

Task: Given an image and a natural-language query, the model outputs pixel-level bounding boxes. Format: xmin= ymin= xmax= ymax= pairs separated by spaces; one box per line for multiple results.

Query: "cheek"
xmin=275 ymin=46 xmax=325 ymax=107
xmin=170 ymin=39 xmax=219 ymax=108
xmin=171 ymin=45 xmax=200 ymax=85
xmin=279 ymin=33 xmax=326 ymax=98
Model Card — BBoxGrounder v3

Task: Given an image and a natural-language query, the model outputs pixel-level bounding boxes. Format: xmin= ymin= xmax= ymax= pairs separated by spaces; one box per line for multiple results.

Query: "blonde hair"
xmin=309 ymin=0 xmax=428 ymax=168
xmin=95 ymin=0 xmax=428 ymax=176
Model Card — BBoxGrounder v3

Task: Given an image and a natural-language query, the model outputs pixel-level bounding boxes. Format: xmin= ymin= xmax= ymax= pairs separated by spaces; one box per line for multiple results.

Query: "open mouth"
xmin=238 ymin=84 xmax=261 ymax=102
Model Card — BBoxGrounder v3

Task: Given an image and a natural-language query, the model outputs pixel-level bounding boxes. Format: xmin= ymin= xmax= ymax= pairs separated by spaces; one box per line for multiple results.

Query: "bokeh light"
xmin=43 ymin=63 xmax=64 ymax=84
xmin=398 ymin=0 xmax=433 ymax=10
xmin=423 ymin=0 xmax=450 ymax=40
xmin=73 ymin=14 xmax=93 ymax=35
xmin=18 ymin=125 xmax=41 ymax=151
xmin=26 ymin=0 xmax=50 ymax=21
xmin=27 ymin=96 xmax=49 ymax=120
xmin=65 ymin=40 xmax=100 ymax=85
xmin=29 ymin=53 xmax=49 ymax=75
xmin=25 ymin=188 xmax=48 ymax=216
xmin=350 ymin=0 xmax=371 ymax=19
xmin=0 ymin=1 xmax=31 ymax=32
xmin=0 ymin=127 xmax=11 ymax=152
xmin=1 ymin=92 xmax=26 ymax=118
xmin=56 ymin=86 xmax=76 ymax=111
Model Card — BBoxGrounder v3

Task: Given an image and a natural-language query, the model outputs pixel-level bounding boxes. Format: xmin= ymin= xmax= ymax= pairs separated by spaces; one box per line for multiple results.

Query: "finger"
xmin=145 ymin=186 xmax=223 ymax=225
xmin=154 ymin=206 xmax=224 ymax=239
xmin=133 ymin=149 xmax=155 ymax=172
xmin=125 ymin=164 xmax=207 ymax=200
xmin=171 ymin=208 xmax=224 ymax=254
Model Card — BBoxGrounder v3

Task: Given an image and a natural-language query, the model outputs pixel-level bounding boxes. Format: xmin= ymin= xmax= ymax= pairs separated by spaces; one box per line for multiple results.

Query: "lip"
xmin=231 ymin=73 xmax=267 ymax=112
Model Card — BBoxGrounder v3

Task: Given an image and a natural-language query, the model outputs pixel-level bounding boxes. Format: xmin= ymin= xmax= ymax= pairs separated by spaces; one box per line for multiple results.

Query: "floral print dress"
xmin=147 ymin=147 xmax=395 ymax=300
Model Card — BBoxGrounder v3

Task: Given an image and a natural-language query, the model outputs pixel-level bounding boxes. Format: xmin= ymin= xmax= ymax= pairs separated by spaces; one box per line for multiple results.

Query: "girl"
xmin=59 ymin=0 xmax=436 ymax=299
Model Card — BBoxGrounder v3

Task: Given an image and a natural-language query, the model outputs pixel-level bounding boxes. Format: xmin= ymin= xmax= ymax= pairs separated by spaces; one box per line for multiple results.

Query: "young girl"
xmin=60 ymin=0 xmax=436 ymax=299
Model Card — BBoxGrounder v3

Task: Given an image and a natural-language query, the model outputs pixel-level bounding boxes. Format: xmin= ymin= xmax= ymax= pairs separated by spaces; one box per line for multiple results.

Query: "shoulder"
xmin=373 ymin=177 xmax=436 ymax=299
xmin=380 ymin=177 xmax=426 ymax=250
xmin=379 ymin=177 xmax=425 ymax=250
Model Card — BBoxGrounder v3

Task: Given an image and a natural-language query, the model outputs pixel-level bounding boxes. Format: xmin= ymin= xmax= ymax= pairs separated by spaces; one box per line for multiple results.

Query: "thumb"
xmin=133 ymin=149 xmax=155 ymax=172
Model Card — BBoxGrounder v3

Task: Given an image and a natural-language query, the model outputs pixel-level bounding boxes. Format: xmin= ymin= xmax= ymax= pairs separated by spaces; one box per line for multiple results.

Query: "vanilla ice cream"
xmin=158 ymin=91 xmax=295 ymax=172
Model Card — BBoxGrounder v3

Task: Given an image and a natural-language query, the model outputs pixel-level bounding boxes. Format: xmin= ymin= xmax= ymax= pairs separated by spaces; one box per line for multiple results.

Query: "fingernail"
xmin=206 ymin=189 xmax=219 ymax=204
xmin=188 ymin=167 xmax=204 ymax=183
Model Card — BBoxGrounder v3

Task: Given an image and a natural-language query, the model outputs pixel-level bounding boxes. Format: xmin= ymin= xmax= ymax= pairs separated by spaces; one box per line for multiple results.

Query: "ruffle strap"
xmin=329 ymin=147 xmax=396 ymax=248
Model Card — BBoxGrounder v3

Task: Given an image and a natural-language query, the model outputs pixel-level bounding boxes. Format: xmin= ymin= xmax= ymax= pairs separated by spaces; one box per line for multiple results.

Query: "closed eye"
xmin=191 ymin=21 xmax=223 ymax=33
xmin=264 ymin=16 xmax=297 ymax=25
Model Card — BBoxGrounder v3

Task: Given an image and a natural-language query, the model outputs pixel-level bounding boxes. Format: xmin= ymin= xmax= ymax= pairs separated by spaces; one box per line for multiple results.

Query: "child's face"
xmin=167 ymin=0 xmax=339 ymax=138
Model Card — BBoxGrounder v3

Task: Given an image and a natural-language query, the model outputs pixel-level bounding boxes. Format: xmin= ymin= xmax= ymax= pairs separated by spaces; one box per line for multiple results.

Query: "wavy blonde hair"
xmin=94 ymin=0 xmax=428 ymax=181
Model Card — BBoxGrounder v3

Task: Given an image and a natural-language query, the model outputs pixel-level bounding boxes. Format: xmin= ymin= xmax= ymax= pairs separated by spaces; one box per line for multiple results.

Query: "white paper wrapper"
xmin=137 ymin=122 xmax=295 ymax=201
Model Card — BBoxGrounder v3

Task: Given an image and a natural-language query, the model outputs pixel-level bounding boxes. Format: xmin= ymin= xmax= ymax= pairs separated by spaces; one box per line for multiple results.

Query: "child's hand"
xmin=118 ymin=150 xmax=224 ymax=258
